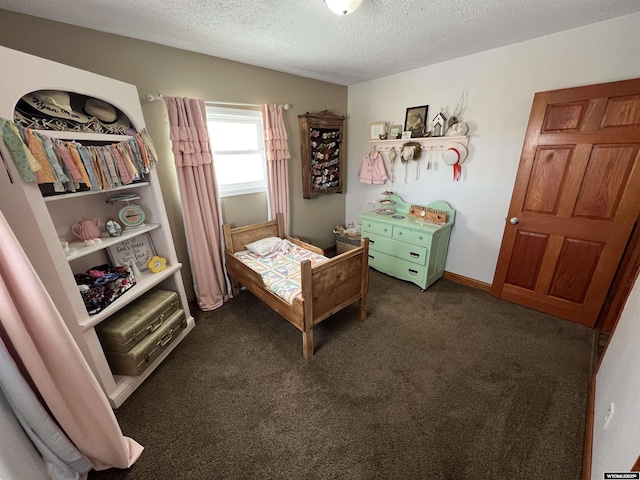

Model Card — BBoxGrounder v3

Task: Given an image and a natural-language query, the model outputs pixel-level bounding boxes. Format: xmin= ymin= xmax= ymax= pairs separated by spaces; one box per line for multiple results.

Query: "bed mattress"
xmin=234 ymin=241 xmax=328 ymax=304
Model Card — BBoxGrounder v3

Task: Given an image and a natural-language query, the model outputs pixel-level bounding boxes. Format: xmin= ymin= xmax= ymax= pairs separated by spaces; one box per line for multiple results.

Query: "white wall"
xmin=592 ymin=275 xmax=640 ymax=476
xmin=346 ymin=12 xmax=640 ymax=284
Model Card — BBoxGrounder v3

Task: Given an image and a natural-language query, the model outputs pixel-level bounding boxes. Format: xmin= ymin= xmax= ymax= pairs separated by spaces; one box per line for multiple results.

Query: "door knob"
xmin=509 ymin=217 xmax=519 ymax=225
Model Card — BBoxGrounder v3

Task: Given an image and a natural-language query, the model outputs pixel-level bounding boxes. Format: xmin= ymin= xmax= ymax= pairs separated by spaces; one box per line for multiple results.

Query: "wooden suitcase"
xmin=104 ymin=309 xmax=187 ymax=376
xmin=96 ymin=289 xmax=180 ymax=353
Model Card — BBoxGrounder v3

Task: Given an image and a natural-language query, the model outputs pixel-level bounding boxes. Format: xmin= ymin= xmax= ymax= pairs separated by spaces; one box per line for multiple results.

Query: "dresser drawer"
xmin=366 ymin=233 xmax=428 ymax=266
xmin=367 ymin=250 xmax=427 ymax=287
xmin=393 ymin=226 xmax=432 ymax=247
xmin=361 ymin=219 xmax=392 ymax=238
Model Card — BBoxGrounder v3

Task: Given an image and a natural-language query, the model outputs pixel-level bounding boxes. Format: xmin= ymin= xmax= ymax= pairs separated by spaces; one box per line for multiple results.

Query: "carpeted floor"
xmin=90 ymin=270 xmax=594 ymax=480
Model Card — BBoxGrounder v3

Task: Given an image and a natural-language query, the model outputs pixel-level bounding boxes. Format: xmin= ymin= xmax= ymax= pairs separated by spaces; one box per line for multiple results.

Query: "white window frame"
xmin=205 ymin=106 xmax=268 ymax=198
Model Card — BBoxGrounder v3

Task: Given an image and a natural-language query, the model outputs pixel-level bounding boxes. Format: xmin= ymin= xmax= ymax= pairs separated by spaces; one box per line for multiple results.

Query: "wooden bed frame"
xmin=223 ymin=213 xmax=369 ymax=359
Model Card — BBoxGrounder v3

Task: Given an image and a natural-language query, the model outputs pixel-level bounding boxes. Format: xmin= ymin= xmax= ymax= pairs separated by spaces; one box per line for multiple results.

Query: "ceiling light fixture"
xmin=325 ymin=0 xmax=362 ymax=15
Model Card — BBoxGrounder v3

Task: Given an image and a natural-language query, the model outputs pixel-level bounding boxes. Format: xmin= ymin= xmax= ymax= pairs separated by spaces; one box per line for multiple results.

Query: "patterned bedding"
xmin=234 ymin=240 xmax=328 ymax=304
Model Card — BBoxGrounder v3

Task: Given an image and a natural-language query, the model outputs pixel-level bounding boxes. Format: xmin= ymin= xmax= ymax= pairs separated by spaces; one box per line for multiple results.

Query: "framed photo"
xmin=401 ymin=131 xmax=412 ymax=139
xmin=369 ymin=122 xmax=387 ymax=140
xmin=404 ymin=105 xmax=429 ymax=137
xmin=107 ymin=233 xmax=157 ymax=272
xmin=388 ymin=124 xmax=402 ymax=139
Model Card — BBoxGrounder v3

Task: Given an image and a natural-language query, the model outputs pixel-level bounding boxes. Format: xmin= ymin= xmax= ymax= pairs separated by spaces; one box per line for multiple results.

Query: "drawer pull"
xmin=418 ymin=235 xmax=423 ymax=240
xmin=398 ymin=231 xmax=403 ymax=235
xmin=383 ymin=228 xmax=388 ymax=232
xmin=367 ymin=223 xmax=371 ymax=227
xmin=368 ymin=255 xmax=374 ymax=260
xmin=410 ymin=252 xmax=420 ymax=258
xmin=369 ymin=239 xmax=375 ymax=244
xmin=158 ymin=330 xmax=173 ymax=347
xmin=408 ymin=269 xmax=418 ymax=275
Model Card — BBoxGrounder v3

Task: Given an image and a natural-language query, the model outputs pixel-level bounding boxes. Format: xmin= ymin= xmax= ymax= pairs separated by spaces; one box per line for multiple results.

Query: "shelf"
xmin=33 ymin=130 xmax=132 ymax=142
xmin=2 ymin=47 xmax=194 ymax=410
xmin=79 ymin=263 xmax=183 ymax=330
xmin=369 ymin=135 xmax=468 ymax=152
xmin=65 ymin=223 xmax=160 ymax=260
xmin=43 ymin=182 xmax=150 ymax=202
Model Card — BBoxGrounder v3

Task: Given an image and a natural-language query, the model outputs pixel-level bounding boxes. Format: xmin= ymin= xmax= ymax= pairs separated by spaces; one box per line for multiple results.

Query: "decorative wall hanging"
xmin=298 ymin=110 xmax=345 ymax=198
xmin=404 ymin=105 xmax=428 ymax=138
xmin=0 ymin=117 xmax=158 ymax=195
xmin=442 ymin=142 xmax=468 ymax=181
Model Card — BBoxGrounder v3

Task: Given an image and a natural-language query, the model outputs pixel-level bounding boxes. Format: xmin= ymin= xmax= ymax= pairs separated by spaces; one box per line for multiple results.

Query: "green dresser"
xmin=360 ymin=195 xmax=455 ymax=290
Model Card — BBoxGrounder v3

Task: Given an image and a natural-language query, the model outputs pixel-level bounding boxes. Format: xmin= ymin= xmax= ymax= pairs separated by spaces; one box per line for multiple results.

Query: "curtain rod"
xmin=144 ymin=93 xmax=289 ymax=110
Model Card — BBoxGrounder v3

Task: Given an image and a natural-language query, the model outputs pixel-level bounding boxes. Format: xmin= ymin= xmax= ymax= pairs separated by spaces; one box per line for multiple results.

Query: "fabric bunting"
xmin=0 ymin=117 xmax=158 ymax=193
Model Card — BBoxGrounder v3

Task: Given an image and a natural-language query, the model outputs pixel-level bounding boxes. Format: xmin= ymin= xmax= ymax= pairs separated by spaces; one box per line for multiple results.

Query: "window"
xmin=205 ymin=106 xmax=267 ymax=197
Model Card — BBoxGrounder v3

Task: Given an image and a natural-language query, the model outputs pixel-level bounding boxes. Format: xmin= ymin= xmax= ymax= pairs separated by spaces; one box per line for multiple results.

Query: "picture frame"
xmin=401 ymin=131 xmax=412 ymax=139
xmin=369 ymin=122 xmax=387 ymax=140
xmin=404 ymin=105 xmax=429 ymax=137
xmin=105 ymin=216 xmax=124 ymax=237
xmin=388 ymin=124 xmax=402 ymax=139
xmin=107 ymin=233 xmax=157 ymax=272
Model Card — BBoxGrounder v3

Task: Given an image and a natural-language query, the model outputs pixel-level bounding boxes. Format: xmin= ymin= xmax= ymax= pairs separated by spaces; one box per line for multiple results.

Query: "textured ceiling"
xmin=0 ymin=0 xmax=638 ymax=85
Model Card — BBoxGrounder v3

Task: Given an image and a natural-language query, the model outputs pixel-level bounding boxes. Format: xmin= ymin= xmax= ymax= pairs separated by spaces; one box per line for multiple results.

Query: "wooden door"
xmin=492 ymin=78 xmax=640 ymax=327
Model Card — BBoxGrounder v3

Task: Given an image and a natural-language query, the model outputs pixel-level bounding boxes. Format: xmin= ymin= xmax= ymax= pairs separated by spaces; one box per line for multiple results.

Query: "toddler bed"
xmin=223 ymin=213 xmax=369 ymax=359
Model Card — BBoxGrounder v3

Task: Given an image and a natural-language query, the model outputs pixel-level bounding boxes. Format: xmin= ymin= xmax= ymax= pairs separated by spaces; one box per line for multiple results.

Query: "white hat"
xmin=84 ymin=98 xmax=117 ymax=123
xmin=21 ymin=90 xmax=90 ymax=123
xmin=442 ymin=142 xmax=468 ymax=165
xmin=84 ymin=98 xmax=131 ymax=132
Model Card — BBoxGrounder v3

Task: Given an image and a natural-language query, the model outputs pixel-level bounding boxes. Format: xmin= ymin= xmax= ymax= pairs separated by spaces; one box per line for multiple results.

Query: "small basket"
xmin=334 ymin=231 xmax=361 ymax=254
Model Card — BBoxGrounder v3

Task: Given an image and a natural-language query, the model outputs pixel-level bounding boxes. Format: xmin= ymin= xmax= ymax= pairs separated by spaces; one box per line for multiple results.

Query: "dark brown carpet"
xmin=90 ymin=270 xmax=593 ymax=479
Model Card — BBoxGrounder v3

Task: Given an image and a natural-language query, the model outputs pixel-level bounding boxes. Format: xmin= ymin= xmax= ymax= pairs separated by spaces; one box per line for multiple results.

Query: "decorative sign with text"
xmin=107 ymin=233 xmax=156 ymax=271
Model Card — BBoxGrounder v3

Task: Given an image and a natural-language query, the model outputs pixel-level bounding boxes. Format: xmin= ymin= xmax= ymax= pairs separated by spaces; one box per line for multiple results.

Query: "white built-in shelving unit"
xmin=0 ymin=45 xmax=194 ymax=408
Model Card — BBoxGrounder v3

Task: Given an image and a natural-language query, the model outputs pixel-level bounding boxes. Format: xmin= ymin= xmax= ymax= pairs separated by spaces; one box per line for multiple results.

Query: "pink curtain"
xmin=0 ymin=210 xmax=143 ymax=472
xmin=164 ymin=96 xmax=228 ymax=311
xmin=261 ymin=104 xmax=291 ymax=235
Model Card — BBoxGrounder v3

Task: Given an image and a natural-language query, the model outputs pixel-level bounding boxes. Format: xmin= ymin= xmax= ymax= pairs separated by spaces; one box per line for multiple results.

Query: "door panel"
xmin=522 ymin=146 xmax=573 ymax=214
xmin=601 ymin=95 xmax=640 ymax=128
xmin=504 ymin=231 xmax=548 ymax=290
xmin=492 ymin=78 xmax=640 ymax=327
xmin=573 ymin=145 xmax=637 ymax=220
xmin=548 ymin=238 xmax=603 ymax=303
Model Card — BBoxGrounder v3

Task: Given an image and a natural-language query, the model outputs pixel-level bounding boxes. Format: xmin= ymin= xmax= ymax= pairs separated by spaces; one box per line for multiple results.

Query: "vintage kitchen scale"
xmin=106 ymin=193 xmax=147 ymax=229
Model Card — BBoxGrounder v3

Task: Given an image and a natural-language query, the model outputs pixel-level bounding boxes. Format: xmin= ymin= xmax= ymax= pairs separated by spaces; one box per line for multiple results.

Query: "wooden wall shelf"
xmin=368 ymin=135 xmax=468 ymax=152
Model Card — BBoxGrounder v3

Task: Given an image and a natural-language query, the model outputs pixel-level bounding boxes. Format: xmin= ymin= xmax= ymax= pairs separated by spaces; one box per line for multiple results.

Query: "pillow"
xmin=245 ymin=237 xmax=284 ymax=256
